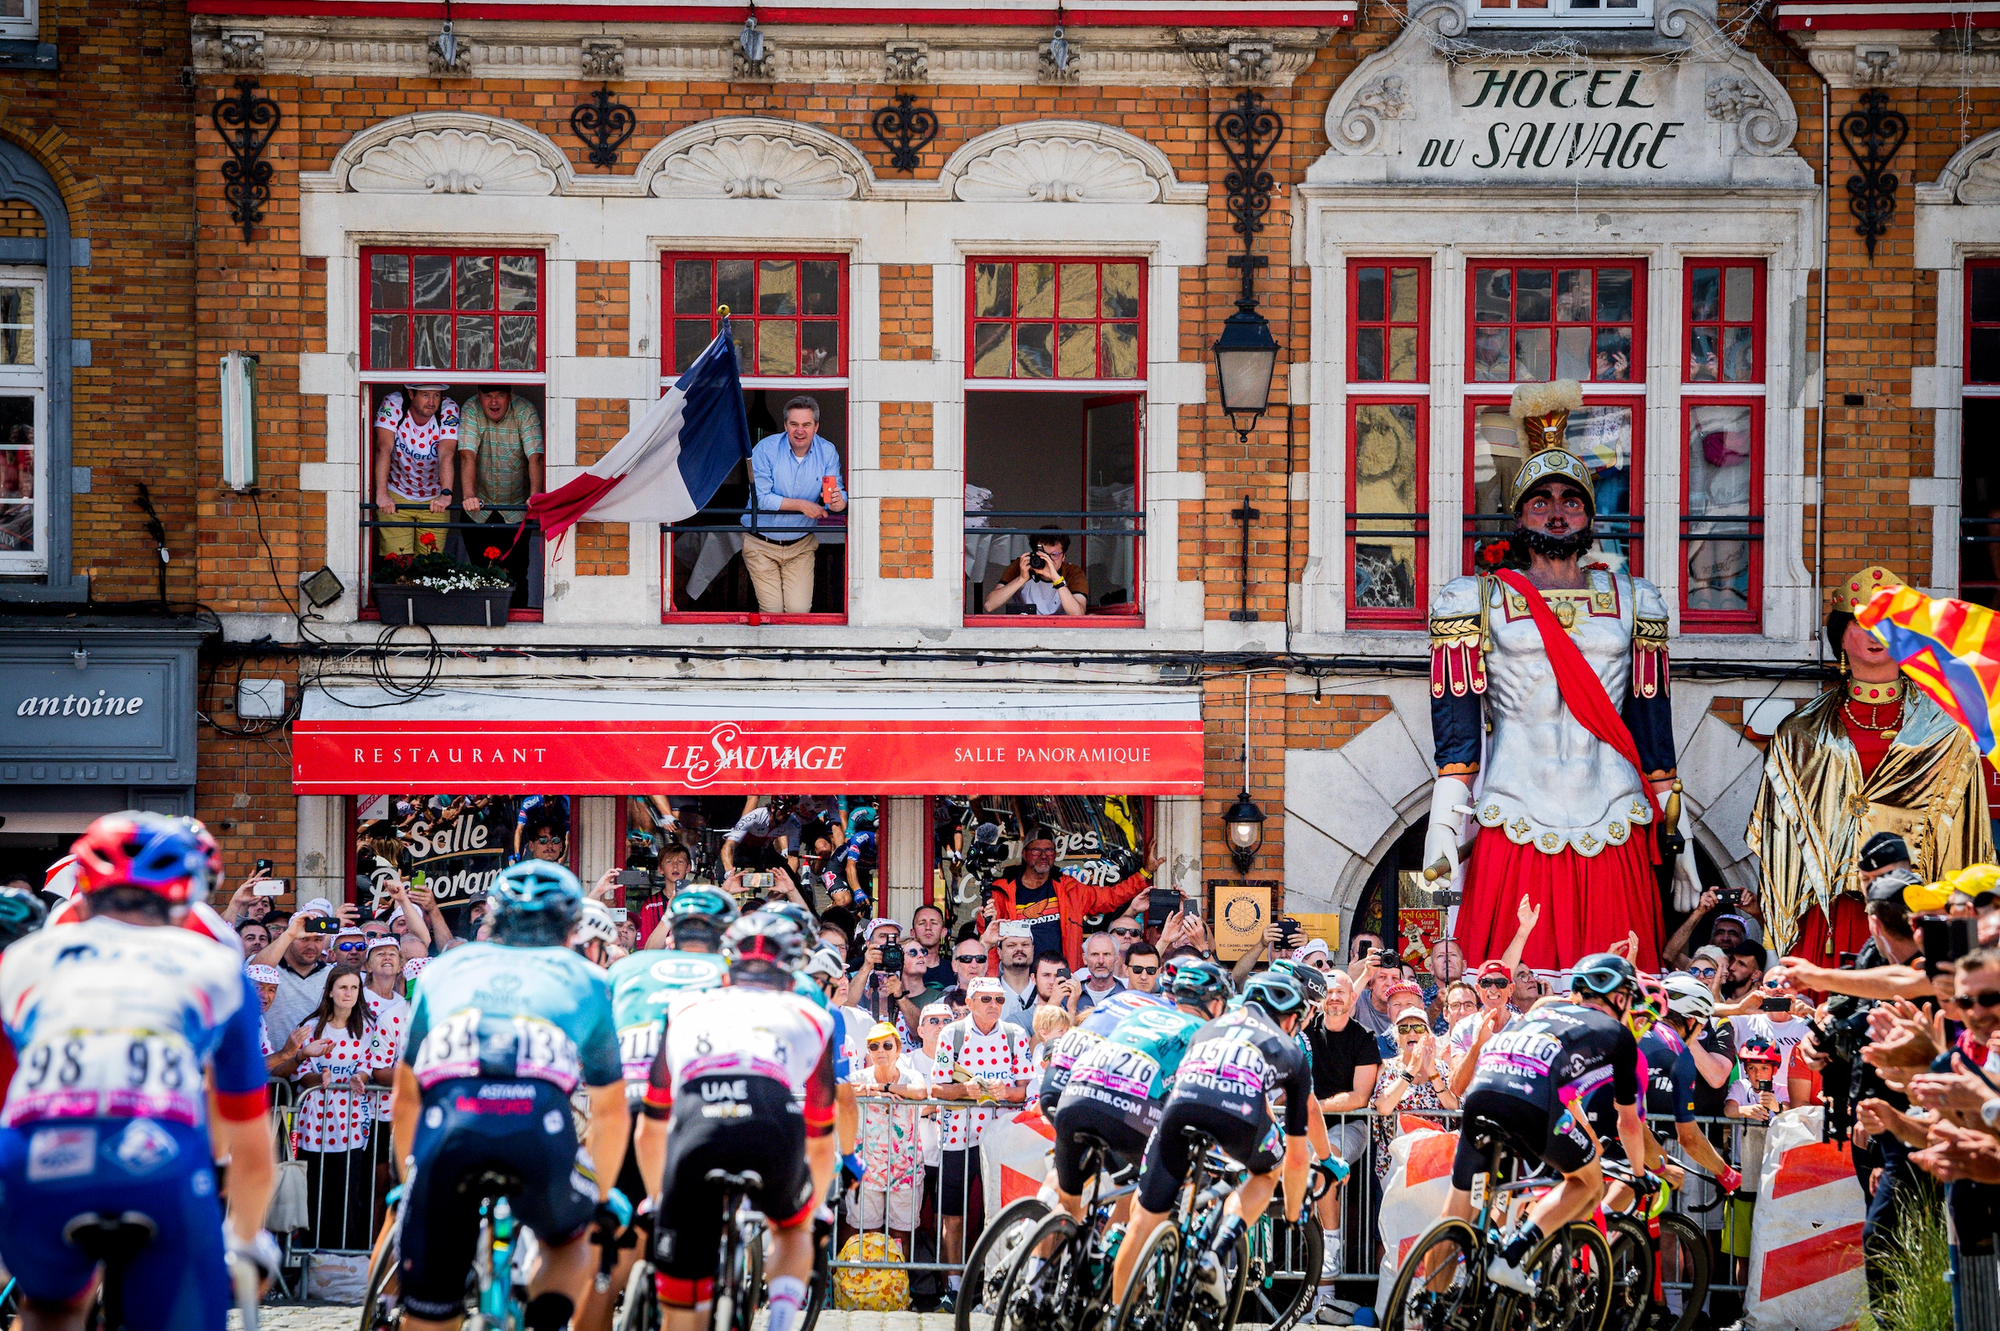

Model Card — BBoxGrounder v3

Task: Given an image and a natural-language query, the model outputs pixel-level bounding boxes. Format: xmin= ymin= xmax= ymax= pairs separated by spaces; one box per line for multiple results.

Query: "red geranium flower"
xmin=1475 ymin=538 xmax=1511 ymax=569
xmin=484 ymin=546 xmax=502 ymax=560
xmin=418 ymin=531 xmax=436 ymax=548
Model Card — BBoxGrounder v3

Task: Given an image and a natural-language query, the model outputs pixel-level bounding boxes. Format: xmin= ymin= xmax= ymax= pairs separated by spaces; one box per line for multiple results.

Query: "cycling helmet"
xmin=573 ymin=899 xmax=618 ymax=949
xmin=849 ymin=806 xmax=878 ymax=830
xmin=1273 ymin=957 xmax=1328 ymax=1005
xmin=1241 ymin=968 xmax=1307 ymax=1019
xmin=669 ymin=885 xmax=741 ymax=935
xmin=722 ymin=911 xmax=808 ymax=980
xmin=1662 ymin=973 xmax=1715 ymax=1021
xmin=176 ymin=817 xmax=225 ymax=897
xmin=1738 ymin=1037 xmax=1782 ymax=1067
xmin=1166 ymin=957 xmax=1233 ymax=1006
xmin=69 ymin=812 xmax=208 ymax=904
xmin=1626 ymin=976 xmax=1667 ymax=1037
xmin=0 ymin=885 xmax=47 ymax=949
xmin=1571 ymin=952 xmax=1639 ymax=999
xmin=486 ymin=859 xmax=585 ymax=945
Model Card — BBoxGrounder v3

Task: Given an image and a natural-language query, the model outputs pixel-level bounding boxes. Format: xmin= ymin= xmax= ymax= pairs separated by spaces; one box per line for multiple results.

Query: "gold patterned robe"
xmin=1747 ymin=685 xmax=1992 ymax=956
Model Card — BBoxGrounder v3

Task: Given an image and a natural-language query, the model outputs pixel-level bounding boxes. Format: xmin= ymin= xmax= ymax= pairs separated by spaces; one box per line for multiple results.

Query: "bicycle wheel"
xmin=1197 ymin=1220 xmax=1249 ymax=1331
xmin=361 ymin=1231 xmax=404 ymax=1331
xmin=992 ymin=1213 xmax=1079 ymax=1331
xmin=1237 ymin=1213 xmax=1323 ymax=1331
xmin=1603 ymin=1215 xmax=1653 ymax=1331
xmin=1492 ymin=1220 xmax=1614 ymax=1331
xmin=732 ymin=1215 xmax=764 ymax=1331
xmin=1109 ymin=1223 xmax=1183 ymax=1331
xmin=955 ymin=1196 xmax=1051 ymax=1331
xmin=614 ymin=1257 xmax=658 ymax=1331
xmin=1648 ymin=1215 xmax=1710 ymax=1331
xmin=1381 ymin=1218 xmax=1483 ymax=1331
xmin=796 ymin=1219 xmax=830 ymax=1331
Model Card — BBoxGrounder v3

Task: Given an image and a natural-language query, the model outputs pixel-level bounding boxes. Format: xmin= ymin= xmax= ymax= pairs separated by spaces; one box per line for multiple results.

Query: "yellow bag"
xmin=832 ymin=1231 xmax=911 ymax=1311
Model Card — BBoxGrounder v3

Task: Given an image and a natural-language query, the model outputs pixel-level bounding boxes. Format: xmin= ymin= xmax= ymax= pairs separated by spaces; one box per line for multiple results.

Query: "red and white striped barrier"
xmin=1374 ymin=1117 xmax=1460 ymax=1323
xmin=1744 ymin=1107 xmax=1865 ymax=1331
xmin=985 ymin=1103 xmax=1057 ymax=1209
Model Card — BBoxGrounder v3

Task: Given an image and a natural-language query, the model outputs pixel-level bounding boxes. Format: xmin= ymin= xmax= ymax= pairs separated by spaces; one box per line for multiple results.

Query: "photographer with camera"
xmin=980 ymin=525 xmax=1087 ymax=616
xmin=1662 ymin=883 xmax=1767 ymax=970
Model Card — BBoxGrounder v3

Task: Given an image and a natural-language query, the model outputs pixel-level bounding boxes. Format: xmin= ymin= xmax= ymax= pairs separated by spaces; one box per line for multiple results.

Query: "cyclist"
xmin=1039 ymin=984 xmax=1172 ymax=1119
xmin=1114 ymin=969 xmax=1315 ymax=1307
xmin=1658 ymin=973 xmax=1743 ymax=1195
xmin=581 ymin=887 xmax=740 ymax=1331
xmin=1441 ymin=952 xmax=1651 ymax=1294
xmin=573 ymin=899 xmax=620 ymax=967
xmin=391 ymin=859 xmax=630 ymax=1331
xmin=0 ymin=811 xmax=279 ymax=1331
xmin=635 ymin=913 xmax=838 ymax=1331
xmin=1052 ymin=958 xmax=1231 ymax=1222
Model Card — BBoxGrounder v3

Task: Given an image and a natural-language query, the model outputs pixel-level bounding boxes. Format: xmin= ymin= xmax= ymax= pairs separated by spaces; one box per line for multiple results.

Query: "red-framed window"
xmin=1971 ymin=259 xmax=2000 ymax=387
xmin=363 ymin=247 xmax=545 ymax=376
xmin=663 ymin=254 xmax=847 ymax=380
xmin=1680 ymin=399 xmax=1762 ymax=629
xmin=1467 ymin=259 xmax=1644 ymax=384
xmin=1684 ymin=260 xmax=1764 ymax=385
xmin=1958 ymin=261 xmax=2000 ymax=606
xmin=1465 ymin=395 xmax=1645 ymax=576
xmin=1347 ymin=399 xmax=1428 ymax=625
xmin=967 ymin=258 xmax=1145 ymax=381
xmin=1349 ymin=261 xmax=1428 ymax=384
xmin=1678 ymin=258 xmax=1765 ymax=629
xmin=359 ymin=246 xmax=548 ymax=624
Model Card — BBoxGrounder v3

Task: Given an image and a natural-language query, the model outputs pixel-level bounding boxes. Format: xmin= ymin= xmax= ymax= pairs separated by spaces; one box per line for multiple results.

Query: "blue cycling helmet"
xmin=1571 ymin=952 xmax=1638 ymax=1000
xmin=1241 ymin=968 xmax=1307 ymax=1019
xmin=0 ymin=885 xmax=46 ymax=949
xmin=71 ymin=812 xmax=208 ymax=905
xmin=670 ymin=885 xmax=741 ymax=933
xmin=486 ymin=859 xmax=584 ymax=946
xmin=1166 ymin=956 xmax=1232 ymax=1006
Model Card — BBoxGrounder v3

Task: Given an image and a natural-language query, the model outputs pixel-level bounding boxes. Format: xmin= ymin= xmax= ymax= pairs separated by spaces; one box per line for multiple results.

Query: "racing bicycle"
xmin=956 ymin=1196 xmax=1053 ymax=1331
xmin=1380 ymin=1119 xmax=1615 ymax=1331
xmin=1600 ymin=1161 xmax=1710 ymax=1331
xmin=363 ymin=1172 xmax=534 ymax=1331
xmin=988 ymin=1134 xmax=1136 ymax=1331
xmin=1107 ymin=1129 xmax=1253 ymax=1331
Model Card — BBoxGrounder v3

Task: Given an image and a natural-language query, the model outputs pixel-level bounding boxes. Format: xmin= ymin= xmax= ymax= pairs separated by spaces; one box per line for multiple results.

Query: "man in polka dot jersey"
xmin=929 ymin=976 xmax=1032 ymax=1294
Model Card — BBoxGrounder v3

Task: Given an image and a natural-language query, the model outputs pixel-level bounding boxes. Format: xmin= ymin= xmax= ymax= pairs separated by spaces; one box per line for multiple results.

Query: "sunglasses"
xmin=1397 ymin=1023 xmax=1430 ymax=1035
xmin=867 ymin=1040 xmax=900 ymax=1051
xmin=1128 ymin=964 xmax=1160 ymax=976
xmin=1308 ymin=959 xmax=1334 ymax=971
xmin=1688 ymin=966 xmax=1718 ymax=979
xmin=1478 ymin=978 xmax=1511 ymax=990
xmin=336 ymin=941 xmax=367 ymax=952
xmin=1962 ymin=990 xmax=2000 ymax=1010
xmin=1111 ymin=928 xmax=1142 ymax=938
xmin=955 ymin=953 xmax=986 ymax=964
xmin=531 ymin=834 xmax=563 ymax=844
xmin=972 ymin=995 xmax=1005 ymax=1006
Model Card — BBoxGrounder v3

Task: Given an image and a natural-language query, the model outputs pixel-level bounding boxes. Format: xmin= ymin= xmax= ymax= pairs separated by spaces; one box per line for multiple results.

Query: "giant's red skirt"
xmin=1788 ymin=896 xmax=1871 ymax=966
xmin=1453 ymin=825 xmax=1663 ymax=972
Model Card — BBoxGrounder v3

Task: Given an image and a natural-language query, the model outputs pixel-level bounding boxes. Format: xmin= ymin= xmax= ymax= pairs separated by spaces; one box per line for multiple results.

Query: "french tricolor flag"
xmin=528 ymin=325 xmax=751 ymax=547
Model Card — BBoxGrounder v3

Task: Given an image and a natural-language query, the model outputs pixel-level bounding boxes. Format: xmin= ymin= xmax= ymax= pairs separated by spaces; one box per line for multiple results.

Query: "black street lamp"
xmin=1223 ymin=791 xmax=1266 ymax=873
xmin=1212 ymin=89 xmax=1285 ymax=444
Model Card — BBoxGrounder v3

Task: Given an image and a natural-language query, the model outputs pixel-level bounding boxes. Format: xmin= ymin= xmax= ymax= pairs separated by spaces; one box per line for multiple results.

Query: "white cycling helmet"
xmin=1662 ymin=973 xmax=1715 ymax=1020
xmin=572 ymin=899 xmax=619 ymax=948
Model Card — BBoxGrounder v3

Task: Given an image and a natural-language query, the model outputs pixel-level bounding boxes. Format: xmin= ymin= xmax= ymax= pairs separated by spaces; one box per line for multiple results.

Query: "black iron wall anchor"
xmin=871 ymin=95 xmax=937 ymax=174
xmin=570 ymin=88 xmax=636 ymax=170
xmin=1216 ymin=89 xmax=1285 ymax=303
xmin=1839 ymin=88 xmax=1908 ymax=262
xmin=212 ymin=77 xmax=279 ymax=243
xmin=1229 ymin=493 xmax=1261 ymax=622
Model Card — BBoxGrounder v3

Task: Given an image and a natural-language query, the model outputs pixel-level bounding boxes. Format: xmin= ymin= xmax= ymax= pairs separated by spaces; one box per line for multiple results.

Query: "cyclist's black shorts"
xmin=1136 ymin=1095 xmax=1283 ymax=1214
xmin=1450 ymin=1087 xmax=1596 ymax=1191
xmin=652 ymin=1073 xmax=813 ymax=1304
xmin=617 ymin=1104 xmax=647 ymax=1206
xmin=397 ymin=1079 xmax=601 ymax=1322
xmin=1050 ymin=1098 xmax=1147 ymax=1196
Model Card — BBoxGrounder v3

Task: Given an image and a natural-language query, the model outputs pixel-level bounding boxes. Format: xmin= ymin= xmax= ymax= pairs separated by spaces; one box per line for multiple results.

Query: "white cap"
xmin=865 ymin=917 xmax=900 ymax=938
xmin=366 ymin=935 xmax=401 ymax=954
xmin=298 ymin=897 xmax=336 ymax=919
xmin=1293 ymin=938 xmax=1330 ymax=964
xmin=968 ymin=976 xmax=1005 ymax=997
xmin=245 ymin=964 xmax=283 ymax=985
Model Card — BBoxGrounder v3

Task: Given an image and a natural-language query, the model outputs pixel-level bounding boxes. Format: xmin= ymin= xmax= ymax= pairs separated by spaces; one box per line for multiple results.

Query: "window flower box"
xmin=372 ymin=585 xmax=513 ymax=627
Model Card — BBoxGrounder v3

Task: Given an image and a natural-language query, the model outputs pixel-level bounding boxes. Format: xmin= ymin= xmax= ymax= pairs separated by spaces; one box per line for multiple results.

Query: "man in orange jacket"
xmin=983 ymin=831 xmax=1161 ymax=971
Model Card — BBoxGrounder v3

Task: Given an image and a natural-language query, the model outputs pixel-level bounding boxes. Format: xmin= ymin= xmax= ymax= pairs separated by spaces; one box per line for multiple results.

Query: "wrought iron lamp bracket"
xmin=1215 ymin=89 xmax=1284 ymax=307
xmin=1839 ymin=88 xmax=1907 ymax=263
xmin=570 ymin=88 xmax=636 ymax=170
xmin=212 ymin=77 xmax=279 ymax=243
xmin=871 ymin=95 xmax=938 ymax=174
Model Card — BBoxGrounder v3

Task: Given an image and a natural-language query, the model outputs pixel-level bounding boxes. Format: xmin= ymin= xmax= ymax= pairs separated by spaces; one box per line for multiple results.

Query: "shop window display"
xmin=352 ymin=793 xmax=568 ymax=922
xmin=619 ymin=793 xmax=882 ymax=918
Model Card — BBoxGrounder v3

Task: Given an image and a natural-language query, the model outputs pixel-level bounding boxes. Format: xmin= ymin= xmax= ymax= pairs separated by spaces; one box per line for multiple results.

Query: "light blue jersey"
xmin=404 ymin=941 xmax=621 ymax=1095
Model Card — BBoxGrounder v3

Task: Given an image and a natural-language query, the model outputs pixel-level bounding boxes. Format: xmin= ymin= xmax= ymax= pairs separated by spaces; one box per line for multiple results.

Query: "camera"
xmin=256 ymin=858 xmax=275 ymax=874
xmin=740 ymin=872 xmax=777 ymax=891
xmin=1031 ymin=550 xmax=1060 ymax=581
xmin=879 ymin=942 xmax=904 ymax=973
xmin=1761 ymin=995 xmax=1791 ymax=1013
xmin=615 ymin=867 xmax=654 ymax=891
xmin=1921 ymin=913 xmax=1978 ymax=974
xmin=1714 ymin=888 xmax=1744 ymax=907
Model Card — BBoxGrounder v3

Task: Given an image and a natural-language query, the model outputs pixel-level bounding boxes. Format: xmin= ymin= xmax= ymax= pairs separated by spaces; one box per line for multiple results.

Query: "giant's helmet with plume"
xmin=1506 ymin=379 xmax=1591 ymax=516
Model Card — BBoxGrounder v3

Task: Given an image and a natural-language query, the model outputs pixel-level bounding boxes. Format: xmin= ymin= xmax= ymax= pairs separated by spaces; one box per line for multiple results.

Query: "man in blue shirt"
xmin=743 ymin=395 xmax=847 ymax=613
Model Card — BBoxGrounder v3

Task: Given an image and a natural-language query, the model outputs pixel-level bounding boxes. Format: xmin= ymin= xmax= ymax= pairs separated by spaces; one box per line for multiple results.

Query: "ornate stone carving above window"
xmin=940 ymin=121 xmax=1201 ymax=205
xmin=641 ymin=119 xmax=867 ymax=200
xmin=306 ymin=113 xmax=573 ymax=196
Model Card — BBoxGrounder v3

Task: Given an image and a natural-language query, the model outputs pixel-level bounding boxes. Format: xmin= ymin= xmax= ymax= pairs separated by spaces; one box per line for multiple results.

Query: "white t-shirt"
xmin=901 ymin=1049 xmax=940 ymax=1165
xmin=1729 ymin=1012 xmax=1810 ymax=1104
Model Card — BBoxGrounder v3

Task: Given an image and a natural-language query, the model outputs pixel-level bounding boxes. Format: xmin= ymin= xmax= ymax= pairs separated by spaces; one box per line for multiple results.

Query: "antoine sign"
xmin=1316 ymin=5 xmax=1802 ymax=190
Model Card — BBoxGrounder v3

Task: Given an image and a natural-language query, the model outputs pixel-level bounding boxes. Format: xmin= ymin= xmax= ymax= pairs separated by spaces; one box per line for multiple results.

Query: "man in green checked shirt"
xmin=457 ymin=384 xmax=545 ymax=601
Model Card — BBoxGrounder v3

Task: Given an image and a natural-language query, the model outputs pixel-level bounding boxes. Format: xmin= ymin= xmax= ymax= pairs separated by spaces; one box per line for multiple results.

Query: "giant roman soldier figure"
xmin=1424 ymin=381 xmax=1694 ymax=971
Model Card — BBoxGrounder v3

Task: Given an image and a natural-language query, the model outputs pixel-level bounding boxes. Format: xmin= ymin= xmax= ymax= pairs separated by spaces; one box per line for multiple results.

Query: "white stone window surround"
xmin=294 ymin=111 xmax=1212 ymax=648
xmin=1289 ymin=195 xmax=1821 ymax=659
xmin=1914 ymin=130 xmax=2000 ymax=600
xmin=0 ymin=266 xmax=46 ymax=575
